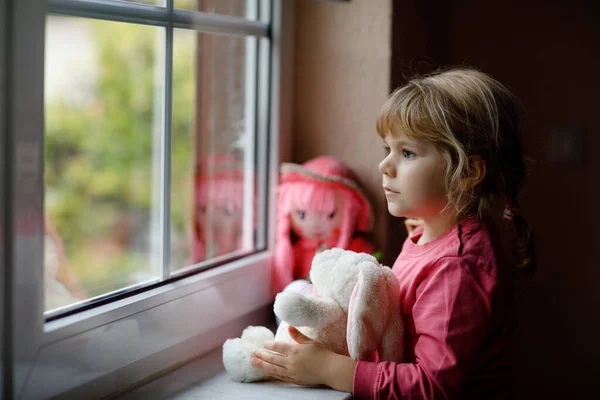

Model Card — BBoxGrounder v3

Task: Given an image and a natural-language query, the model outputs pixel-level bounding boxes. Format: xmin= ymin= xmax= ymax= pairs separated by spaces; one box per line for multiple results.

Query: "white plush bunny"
xmin=222 ymin=248 xmax=404 ymax=382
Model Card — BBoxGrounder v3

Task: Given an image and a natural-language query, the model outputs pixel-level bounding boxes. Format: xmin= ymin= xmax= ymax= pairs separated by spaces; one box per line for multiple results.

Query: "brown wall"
xmin=293 ymin=0 xmax=392 ymax=254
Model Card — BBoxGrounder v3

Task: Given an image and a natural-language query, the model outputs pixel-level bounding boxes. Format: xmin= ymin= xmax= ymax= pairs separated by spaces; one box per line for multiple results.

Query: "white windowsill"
xmin=118 ymin=344 xmax=352 ymax=399
xmin=44 ymin=251 xmax=272 ymax=343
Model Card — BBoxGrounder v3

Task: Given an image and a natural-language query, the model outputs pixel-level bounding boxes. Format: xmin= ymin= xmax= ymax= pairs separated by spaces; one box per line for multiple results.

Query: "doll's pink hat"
xmin=279 ymin=156 xmax=374 ymax=231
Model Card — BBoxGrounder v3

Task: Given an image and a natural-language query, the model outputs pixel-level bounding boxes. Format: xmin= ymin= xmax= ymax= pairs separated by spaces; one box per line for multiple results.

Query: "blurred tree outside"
xmin=45 ymin=17 xmax=195 ymax=299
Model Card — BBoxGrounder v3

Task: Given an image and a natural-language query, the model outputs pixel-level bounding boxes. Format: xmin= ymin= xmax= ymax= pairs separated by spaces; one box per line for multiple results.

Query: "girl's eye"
xmin=383 ymin=146 xmax=391 ymax=153
xmin=403 ymin=150 xmax=416 ymax=159
xmin=328 ymin=210 xmax=337 ymax=220
xmin=296 ymin=210 xmax=306 ymax=220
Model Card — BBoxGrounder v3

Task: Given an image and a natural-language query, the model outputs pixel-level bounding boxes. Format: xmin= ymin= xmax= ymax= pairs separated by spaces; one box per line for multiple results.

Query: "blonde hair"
xmin=378 ymin=67 xmax=534 ymax=273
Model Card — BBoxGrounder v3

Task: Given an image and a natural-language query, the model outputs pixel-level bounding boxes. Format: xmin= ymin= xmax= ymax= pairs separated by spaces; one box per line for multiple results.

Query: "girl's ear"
xmin=470 ymin=156 xmax=487 ymax=185
xmin=462 ymin=155 xmax=487 ymax=190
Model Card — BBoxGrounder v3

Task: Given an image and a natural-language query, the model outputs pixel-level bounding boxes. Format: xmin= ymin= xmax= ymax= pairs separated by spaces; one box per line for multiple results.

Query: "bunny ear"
xmin=377 ymin=308 xmax=404 ymax=362
xmin=377 ymin=268 xmax=404 ymax=362
xmin=346 ymin=262 xmax=391 ymax=360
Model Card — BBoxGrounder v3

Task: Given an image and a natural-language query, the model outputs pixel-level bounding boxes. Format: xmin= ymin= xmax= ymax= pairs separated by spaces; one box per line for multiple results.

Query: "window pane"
xmin=175 ymin=0 xmax=256 ymax=20
xmin=120 ymin=0 xmax=164 ymax=6
xmin=170 ymin=29 xmax=257 ymax=272
xmin=44 ymin=16 xmax=163 ymax=312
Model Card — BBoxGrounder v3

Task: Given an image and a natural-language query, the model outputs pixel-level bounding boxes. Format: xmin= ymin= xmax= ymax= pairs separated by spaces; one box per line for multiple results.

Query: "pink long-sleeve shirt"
xmin=353 ymin=216 xmax=516 ymax=399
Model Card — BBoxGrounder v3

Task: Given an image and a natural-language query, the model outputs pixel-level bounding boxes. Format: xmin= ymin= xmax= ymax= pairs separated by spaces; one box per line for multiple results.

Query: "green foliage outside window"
xmin=45 ymin=20 xmax=195 ymax=297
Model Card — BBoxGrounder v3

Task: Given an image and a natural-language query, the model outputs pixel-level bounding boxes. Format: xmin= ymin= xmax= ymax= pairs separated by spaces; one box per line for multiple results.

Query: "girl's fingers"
xmin=251 ymin=357 xmax=289 ymax=378
xmin=253 ymin=349 xmax=287 ymax=368
xmin=270 ymin=373 xmax=296 ymax=384
xmin=263 ymin=340 xmax=293 ymax=355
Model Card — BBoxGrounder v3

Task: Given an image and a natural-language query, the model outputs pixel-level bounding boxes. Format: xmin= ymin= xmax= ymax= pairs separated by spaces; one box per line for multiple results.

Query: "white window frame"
xmin=0 ymin=0 xmax=294 ymax=398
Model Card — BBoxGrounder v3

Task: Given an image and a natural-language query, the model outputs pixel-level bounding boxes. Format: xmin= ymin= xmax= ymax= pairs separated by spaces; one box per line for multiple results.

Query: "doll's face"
xmin=290 ymin=191 xmax=345 ymax=240
xmin=196 ymin=201 xmax=242 ymax=238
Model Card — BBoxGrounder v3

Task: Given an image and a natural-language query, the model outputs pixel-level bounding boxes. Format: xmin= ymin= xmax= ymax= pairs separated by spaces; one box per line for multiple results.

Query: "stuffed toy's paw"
xmin=222 ymin=326 xmax=274 ymax=382
xmin=240 ymin=325 xmax=275 ymax=346
xmin=274 ymin=289 xmax=343 ymax=330
xmin=273 ymin=291 xmax=312 ymax=327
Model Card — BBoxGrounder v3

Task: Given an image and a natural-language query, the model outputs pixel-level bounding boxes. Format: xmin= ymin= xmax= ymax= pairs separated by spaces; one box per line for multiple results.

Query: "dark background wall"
xmin=391 ymin=0 xmax=599 ymax=397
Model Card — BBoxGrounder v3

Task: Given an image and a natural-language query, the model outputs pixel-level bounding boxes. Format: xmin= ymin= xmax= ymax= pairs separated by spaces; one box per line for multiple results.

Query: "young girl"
xmin=250 ymin=67 xmax=535 ymax=399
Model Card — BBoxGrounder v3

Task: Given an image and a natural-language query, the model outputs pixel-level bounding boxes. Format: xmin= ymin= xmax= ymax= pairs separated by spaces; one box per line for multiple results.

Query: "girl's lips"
xmin=384 ymin=187 xmax=400 ymax=194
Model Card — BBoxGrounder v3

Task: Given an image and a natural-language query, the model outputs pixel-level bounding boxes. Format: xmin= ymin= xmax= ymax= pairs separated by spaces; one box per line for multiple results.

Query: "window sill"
xmin=117 ymin=343 xmax=352 ymax=399
xmin=44 ymin=251 xmax=273 ymax=343
xmin=21 ymin=252 xmax=273 ymax=399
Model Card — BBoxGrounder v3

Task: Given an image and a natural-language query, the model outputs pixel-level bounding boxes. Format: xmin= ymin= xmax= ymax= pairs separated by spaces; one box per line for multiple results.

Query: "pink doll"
xmin=272 ymin=156 xmax=374 ymax=295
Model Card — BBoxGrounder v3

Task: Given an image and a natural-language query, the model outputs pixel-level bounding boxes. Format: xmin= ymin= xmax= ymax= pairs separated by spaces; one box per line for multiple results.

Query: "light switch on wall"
xmin=548 ymin=126 xmax=585 ymax=165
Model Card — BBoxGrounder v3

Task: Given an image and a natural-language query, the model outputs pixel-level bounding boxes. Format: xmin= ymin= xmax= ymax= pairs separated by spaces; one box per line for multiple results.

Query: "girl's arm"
xmin=251 ymin=326 xmax=357 ymax=392
xmin=353 ymin=257 xmax=508 ymax=399
xmin=254 ymin=257 xmax=506 ymax=398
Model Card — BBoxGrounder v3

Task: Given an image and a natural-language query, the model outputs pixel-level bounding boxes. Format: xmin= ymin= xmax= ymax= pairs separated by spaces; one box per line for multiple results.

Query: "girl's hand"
xmin=250 ymin=326 xmax=356 ymax=392
xmin=251 ymin=326 xmax=332 ymax=385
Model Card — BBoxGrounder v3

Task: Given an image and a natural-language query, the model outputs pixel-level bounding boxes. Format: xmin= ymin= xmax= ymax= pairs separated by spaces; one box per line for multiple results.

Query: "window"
xmin=1 ymin=0 xmax=290 ymax=398
xmin=44 ymin=1 xmax=265 ymax=316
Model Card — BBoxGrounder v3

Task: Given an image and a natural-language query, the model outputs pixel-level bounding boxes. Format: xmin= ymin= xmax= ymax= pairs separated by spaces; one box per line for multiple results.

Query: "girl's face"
xmin=379 ymin=131 xmax=448 ymax=219
xmin=289 ymin=191 xmax=344 ymax=240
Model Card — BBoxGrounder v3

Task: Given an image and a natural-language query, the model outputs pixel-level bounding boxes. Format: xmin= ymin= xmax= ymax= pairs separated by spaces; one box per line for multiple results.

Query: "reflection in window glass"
xmin=44 ymin=16 xmax=163 ymax=311
xmin=170 ymin=30 xmax=257 ymax=271
xmin=120 ymin=0 xmax=164 ymax=6
xmin=175 ymin=0 xmax=255 ymax=20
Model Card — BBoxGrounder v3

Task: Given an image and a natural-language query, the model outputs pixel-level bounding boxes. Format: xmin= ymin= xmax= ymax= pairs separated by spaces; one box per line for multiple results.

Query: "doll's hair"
xmin=377 ymin=67 xmax=534 ymax=273
xmin=272 ymin=157 xmax=372 ymax=293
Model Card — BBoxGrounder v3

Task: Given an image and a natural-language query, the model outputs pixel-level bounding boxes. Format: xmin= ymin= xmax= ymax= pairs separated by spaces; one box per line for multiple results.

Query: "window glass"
xmin=44 ymin=13 xmax=261 ymax=312
xmin=120 ymin=1 xmax=164 ymax=6
xmin=170 ymin=30 xmax=257 ymax=271
xmin=175 ymin=0 xmax=255 ymax=20
xmin=44 ymin=16 xmax=164 ymax=311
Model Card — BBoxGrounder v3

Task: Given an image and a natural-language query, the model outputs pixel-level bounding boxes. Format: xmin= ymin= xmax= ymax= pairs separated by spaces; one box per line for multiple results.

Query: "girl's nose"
xmin=378 ymin=157 xmax=395 ymax=177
